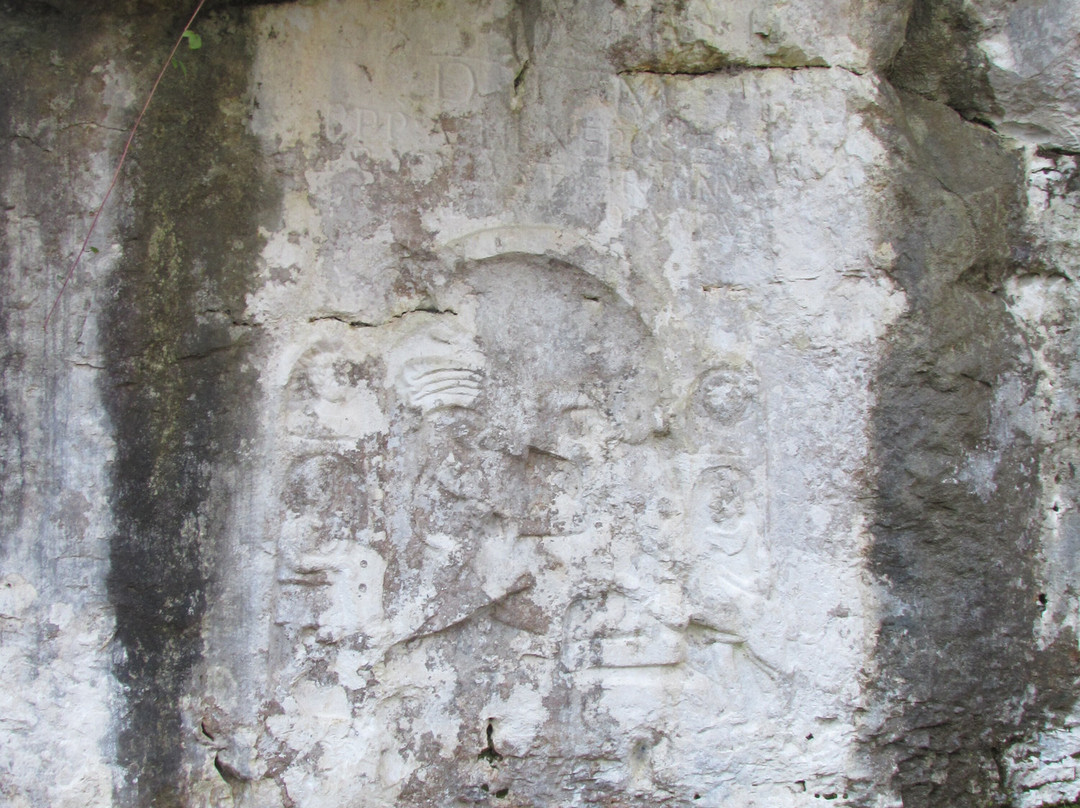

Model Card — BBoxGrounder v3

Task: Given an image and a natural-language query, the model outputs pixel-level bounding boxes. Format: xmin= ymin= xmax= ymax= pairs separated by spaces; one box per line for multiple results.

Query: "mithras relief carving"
xmin=235 ymin=253 xmax=790 ymax=804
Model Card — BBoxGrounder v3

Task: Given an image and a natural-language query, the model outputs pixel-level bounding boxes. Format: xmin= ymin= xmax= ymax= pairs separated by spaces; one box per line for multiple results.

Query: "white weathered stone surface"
xmin=199 ymin=4 xmax=906 ymax=804
xmin=974 ymin=0 xmax=1080 ymax=151
xmin=1000 ymin=141 xmax=1080 ymax=808
xmin=1 ymin=1 xmax=1080 ymax=807
xmin=0 ymin=31 xmax=124 ymax=806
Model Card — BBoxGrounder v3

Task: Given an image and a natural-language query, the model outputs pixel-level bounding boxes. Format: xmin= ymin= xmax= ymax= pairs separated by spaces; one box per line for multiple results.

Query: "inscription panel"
xmin=237 ymin=6 xmax=893 ymax=804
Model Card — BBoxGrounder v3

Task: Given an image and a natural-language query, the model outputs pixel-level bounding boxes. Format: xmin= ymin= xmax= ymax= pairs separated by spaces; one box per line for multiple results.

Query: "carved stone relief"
xmin=6 ymin=0 xmax=1079 ymax=805
xmin=230 ymin=252 xmax=801 ymax=804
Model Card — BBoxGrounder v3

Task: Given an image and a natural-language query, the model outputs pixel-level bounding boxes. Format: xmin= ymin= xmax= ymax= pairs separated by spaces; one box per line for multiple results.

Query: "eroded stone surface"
xmin=1 ymin=1 xmax=1079 ymax=807
xmin=189 ymin=6 xmax=905 ymax=802
xmin=975 ymin=0 xmax=1080 ymax=151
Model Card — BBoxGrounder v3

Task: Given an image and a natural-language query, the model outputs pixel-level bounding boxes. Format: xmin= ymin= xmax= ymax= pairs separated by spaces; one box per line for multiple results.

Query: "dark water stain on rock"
xmin=0 ymin=0 xmax=123 ymax=568
xmin=886 ymin=0 xmax=1000 ymax=125
xmin=97 ymin=5 xmax=279 ymax=806
xmin=861 ymin=87 xmax=1080 ymax=808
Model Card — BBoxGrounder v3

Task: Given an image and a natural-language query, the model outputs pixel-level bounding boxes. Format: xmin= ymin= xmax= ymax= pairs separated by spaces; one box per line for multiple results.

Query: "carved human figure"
xmin=372 ymin=255 xmax=666 ymax=648
xmin=252 ymin=255 xmax=783 ymax=805
xmin=678 ymin=361 xmax=781 ymax=712
xmin=682 ymin=362 xmax=770 ymax=601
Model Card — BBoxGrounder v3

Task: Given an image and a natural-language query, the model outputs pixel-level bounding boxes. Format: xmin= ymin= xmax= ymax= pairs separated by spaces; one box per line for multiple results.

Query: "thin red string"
xmin=44 ymin=0 xmax=209 ymax=332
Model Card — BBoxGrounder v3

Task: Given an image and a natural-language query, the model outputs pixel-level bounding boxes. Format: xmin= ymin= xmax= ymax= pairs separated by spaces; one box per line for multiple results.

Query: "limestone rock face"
xmin=1 ymin=2 xmax=1079 ymax=808
xmin=887 ymin=0 xmax=1080 ymax=150
xmin=975 ymin=0 xmax=1080 ymax=151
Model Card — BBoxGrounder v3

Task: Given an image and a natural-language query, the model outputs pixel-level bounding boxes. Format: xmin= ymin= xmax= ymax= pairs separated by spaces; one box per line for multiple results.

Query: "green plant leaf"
xmin=182 ymin=30 xmax=202 ymax=50
xmin=88 ymin=246 xmax=99 ymax=254
xmin=171 ymin=56 xmax=187 ymax=76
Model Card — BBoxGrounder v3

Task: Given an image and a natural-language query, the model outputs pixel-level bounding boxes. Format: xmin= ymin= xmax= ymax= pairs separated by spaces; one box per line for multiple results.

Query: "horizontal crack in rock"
xmin=618 ymin=39 xmax=830 ymax=76
xmin=308 ymin=305 xmax=457 ymax=328
xmin=619 ymin=61 xmax=831 ymax=77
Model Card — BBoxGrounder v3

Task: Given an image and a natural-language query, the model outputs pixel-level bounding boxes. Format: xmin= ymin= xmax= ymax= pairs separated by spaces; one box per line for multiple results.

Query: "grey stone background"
xmin=2 ymin=1 xmax=1079 ymax=806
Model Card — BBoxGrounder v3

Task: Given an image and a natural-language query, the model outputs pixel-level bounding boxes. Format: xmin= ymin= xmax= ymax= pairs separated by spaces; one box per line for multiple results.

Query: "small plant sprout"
xmin=173 ymin=29 xmax=203 ymax=75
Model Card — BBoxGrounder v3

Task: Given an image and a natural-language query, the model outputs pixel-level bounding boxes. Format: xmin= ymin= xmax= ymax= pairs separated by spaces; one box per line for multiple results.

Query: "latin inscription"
xmin=318 ymin=57 xmax=750 ymax=215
